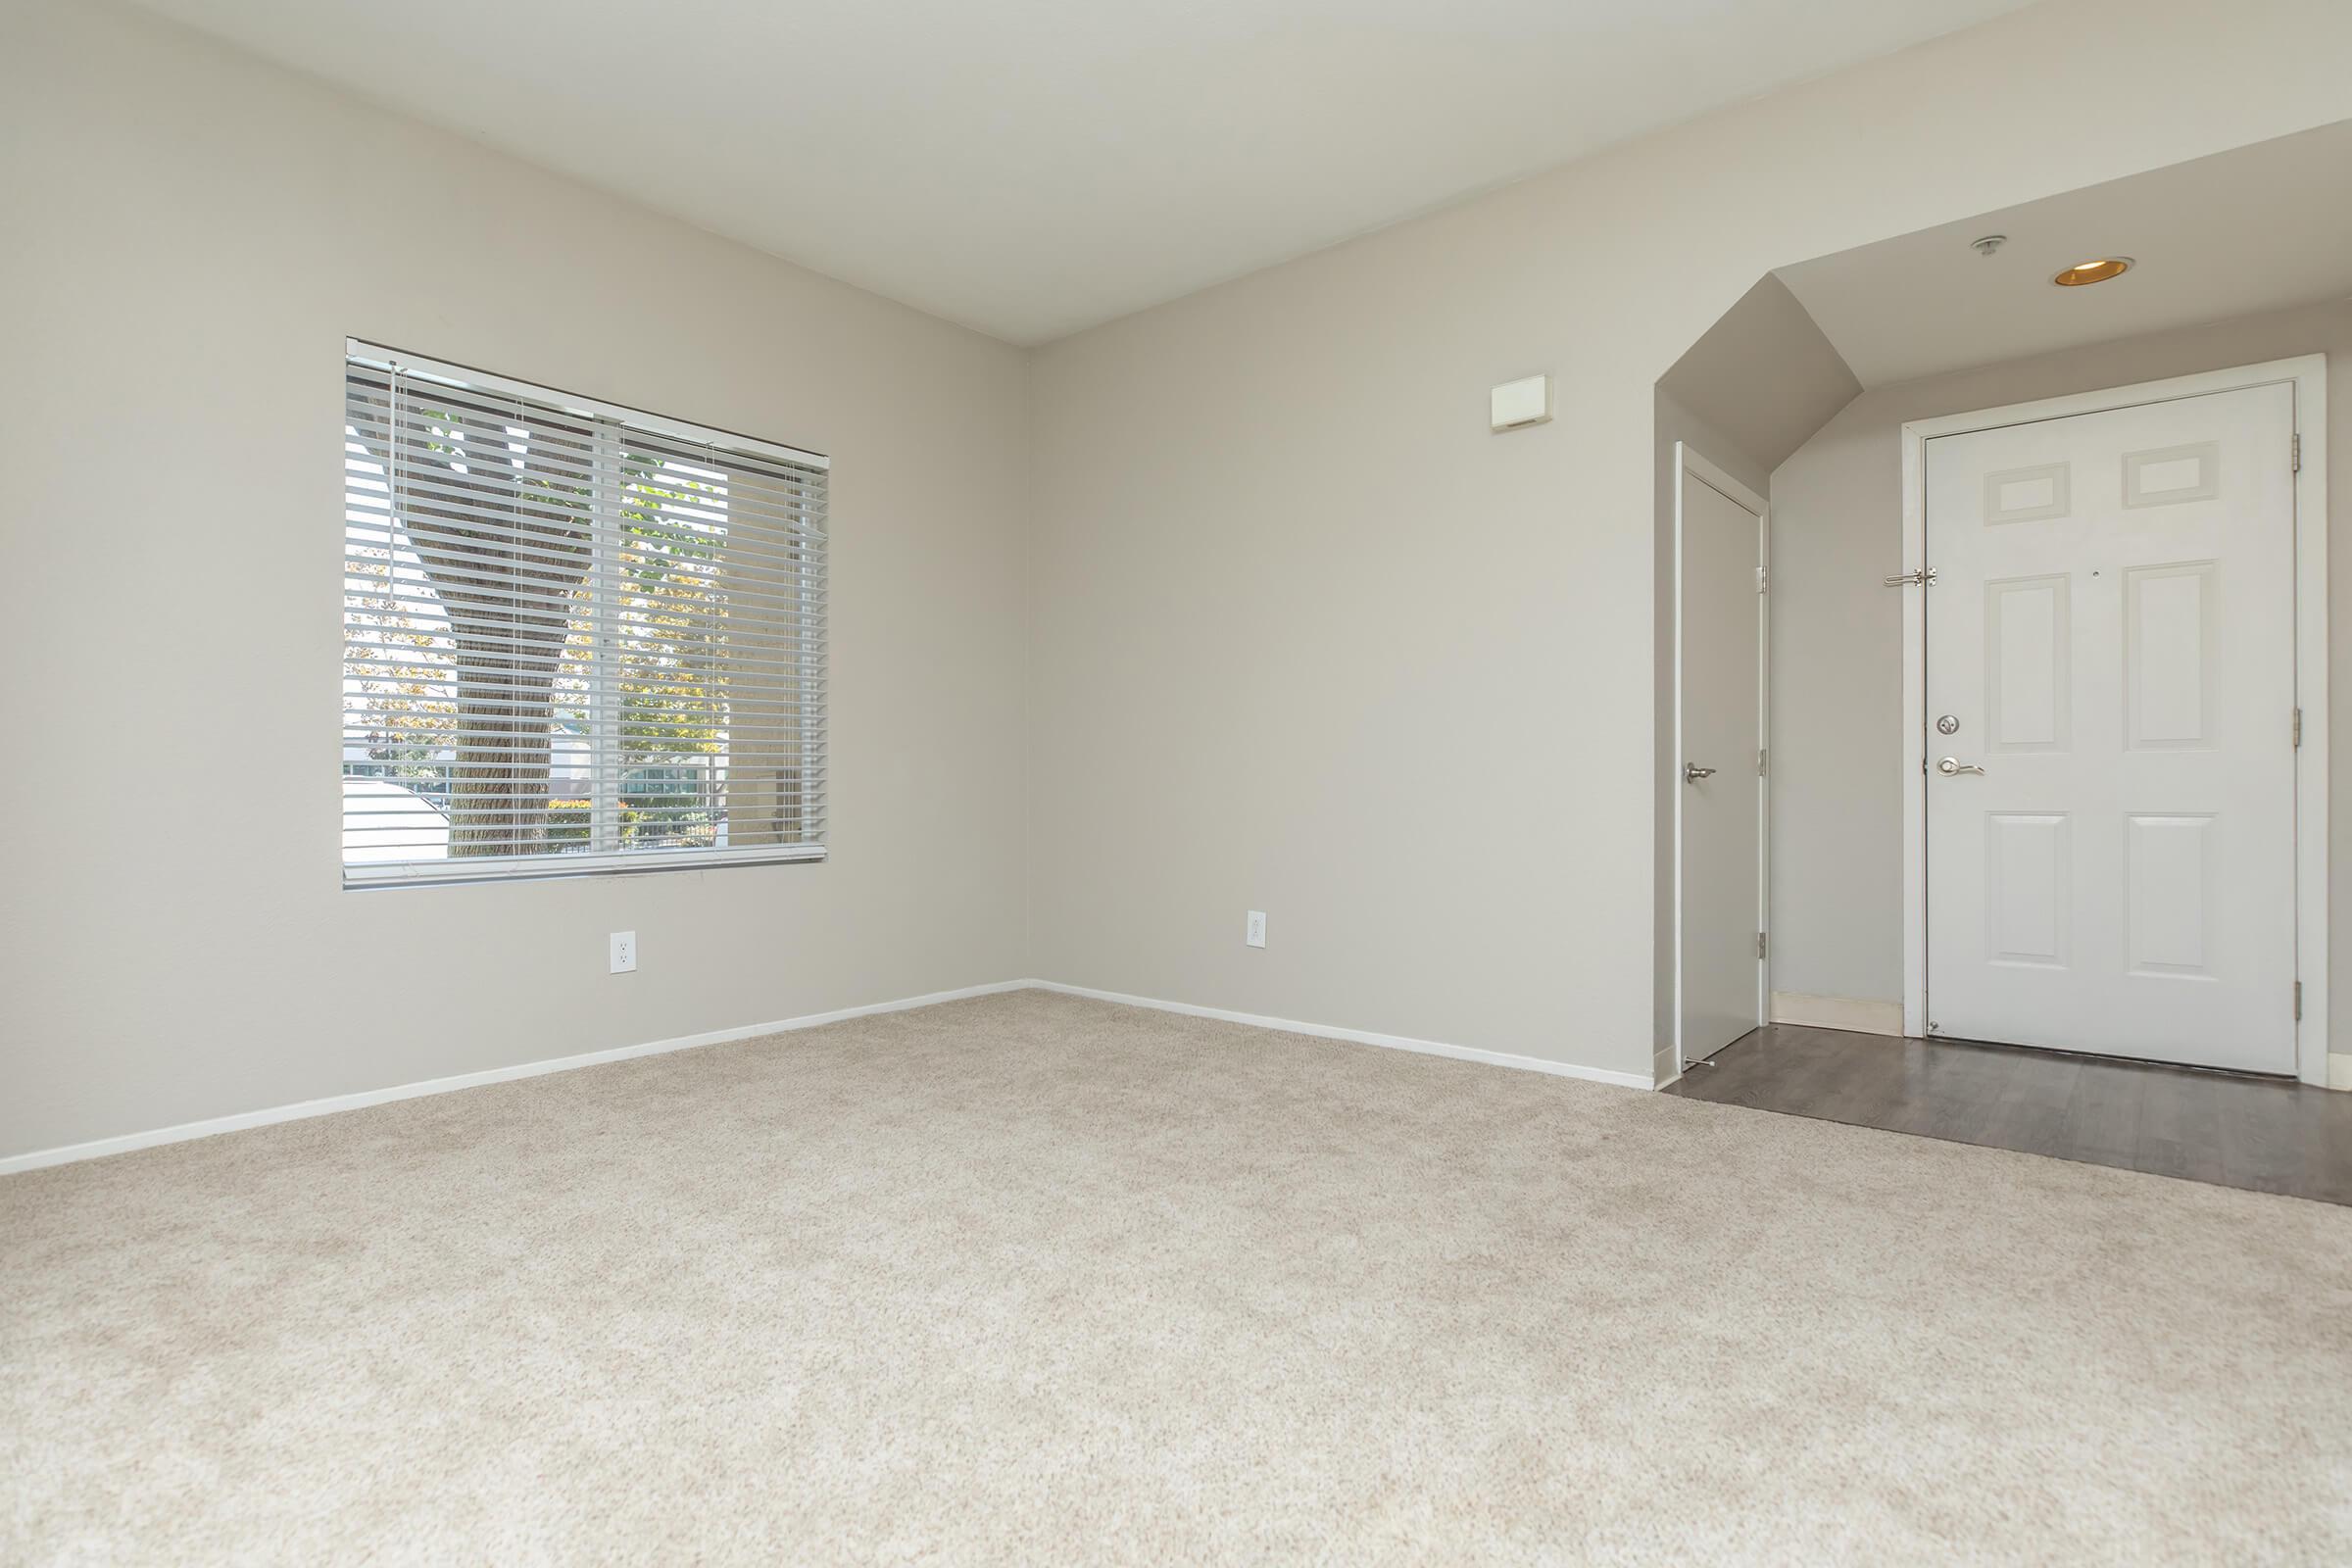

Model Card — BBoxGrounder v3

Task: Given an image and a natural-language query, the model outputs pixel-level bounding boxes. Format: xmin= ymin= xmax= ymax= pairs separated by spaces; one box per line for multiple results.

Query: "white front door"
xmin=1677 ymin=448 xmax=1767 ymax=1067
xmin=1925 ymin=383 xmax=2298 ymax=1072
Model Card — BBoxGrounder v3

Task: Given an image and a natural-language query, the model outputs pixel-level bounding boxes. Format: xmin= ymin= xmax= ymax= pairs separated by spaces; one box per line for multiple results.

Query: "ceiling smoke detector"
xmin=1971 ymin=234 xmax=2007 ymax=257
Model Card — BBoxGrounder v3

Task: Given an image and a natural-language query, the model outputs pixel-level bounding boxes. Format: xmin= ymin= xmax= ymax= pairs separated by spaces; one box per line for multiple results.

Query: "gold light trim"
xmin=2052 ymin=258 xmax=2132 ymax=287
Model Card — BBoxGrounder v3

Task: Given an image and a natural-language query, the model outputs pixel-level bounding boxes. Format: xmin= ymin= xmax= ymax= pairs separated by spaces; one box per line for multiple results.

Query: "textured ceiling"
xmin=1780 ymin=121 xmax=2352 ymax=388
xmin=132 ymin=0 xmax=2040 ymax=342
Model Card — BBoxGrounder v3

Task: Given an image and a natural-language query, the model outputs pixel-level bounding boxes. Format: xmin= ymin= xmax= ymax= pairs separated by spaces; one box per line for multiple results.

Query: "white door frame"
xmin=1898 ymin=356 xmax=2329 ymax=1083
xmin=1673 ymin=442 xmax=1771 ymax=1075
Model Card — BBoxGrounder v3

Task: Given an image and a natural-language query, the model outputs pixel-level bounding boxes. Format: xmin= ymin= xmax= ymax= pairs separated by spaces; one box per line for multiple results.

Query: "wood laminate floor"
xmin=1664 ymin=1024 xmax=2352 ymax=1205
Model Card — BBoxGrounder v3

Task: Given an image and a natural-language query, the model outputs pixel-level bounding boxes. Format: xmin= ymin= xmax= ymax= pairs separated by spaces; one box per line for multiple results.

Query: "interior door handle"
xmin=1684 ymin=763 xmax=1716 ymax=783
xmin=1936 ymin=757 xmax=1986 ymax=776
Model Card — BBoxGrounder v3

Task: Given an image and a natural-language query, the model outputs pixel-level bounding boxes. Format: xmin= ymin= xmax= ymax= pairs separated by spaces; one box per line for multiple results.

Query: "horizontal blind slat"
xmin=343 ymin=410 xmax=829 ymax=509
xmin=342 ymin=451 xmax=828 ymax=520
xmin=340 ymin=553 xmax=830 ymax=612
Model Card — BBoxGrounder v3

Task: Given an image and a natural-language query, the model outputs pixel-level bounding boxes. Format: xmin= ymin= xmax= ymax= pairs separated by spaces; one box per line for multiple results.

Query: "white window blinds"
xmin=341 ymin=341 xmax=827 ymax=885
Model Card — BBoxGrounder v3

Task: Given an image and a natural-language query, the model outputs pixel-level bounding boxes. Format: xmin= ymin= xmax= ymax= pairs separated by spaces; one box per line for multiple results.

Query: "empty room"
xmin=4 ymin=0 xmax=2349 ymax=1560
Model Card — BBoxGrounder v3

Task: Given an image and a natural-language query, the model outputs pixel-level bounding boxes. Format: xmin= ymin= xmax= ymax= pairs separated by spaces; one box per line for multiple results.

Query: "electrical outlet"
xmin=1246 ymin=910 xmax=1266 ymax=949
xmin=610 ymin=931 xmax=637 ymax=974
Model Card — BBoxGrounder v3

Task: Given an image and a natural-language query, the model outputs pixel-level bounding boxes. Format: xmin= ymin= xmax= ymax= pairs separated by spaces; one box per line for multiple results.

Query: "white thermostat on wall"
xmin=1490 ymin=374 xmax=1551 ymax=431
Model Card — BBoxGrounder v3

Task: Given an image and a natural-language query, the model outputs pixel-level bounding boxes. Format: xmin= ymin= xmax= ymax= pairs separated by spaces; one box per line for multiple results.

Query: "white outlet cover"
xmin=610 ymin=931 xmax=637 ymax=974
xmin=1246 ymin=910 xmax=1266 ymax=949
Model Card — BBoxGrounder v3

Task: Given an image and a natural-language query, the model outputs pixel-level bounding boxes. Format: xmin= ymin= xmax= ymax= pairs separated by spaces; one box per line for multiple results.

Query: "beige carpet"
xmin=5 ymin=990 xmax=2348 ymax=1565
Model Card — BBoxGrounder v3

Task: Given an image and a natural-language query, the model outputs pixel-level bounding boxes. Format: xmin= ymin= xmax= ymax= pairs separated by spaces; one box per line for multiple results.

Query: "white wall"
xmin=1657 ymin=276 xmax=1861 ymax=478
xmin=1768 ymin=299 xmax=2352 ymax=1023
xmin=8 ymin=0 xmax=2352 ymax=1163
xmin=0 ymin=1 xmax=1031 ymax=1158
xmin=1025 ymin=0 xmax=2352 ymax=1081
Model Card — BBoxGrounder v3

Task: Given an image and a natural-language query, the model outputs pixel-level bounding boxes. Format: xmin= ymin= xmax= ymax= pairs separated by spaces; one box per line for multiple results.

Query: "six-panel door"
xmin=1924 ymin=383 xmax=2298 ymax=1072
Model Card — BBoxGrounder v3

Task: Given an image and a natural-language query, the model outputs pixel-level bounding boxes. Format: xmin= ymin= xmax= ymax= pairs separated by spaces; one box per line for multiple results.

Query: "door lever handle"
xmin=1684 ymin=763 xmax=1716 ymax=783
xmin=1936 ymin=757 xmax=1986 ymax=776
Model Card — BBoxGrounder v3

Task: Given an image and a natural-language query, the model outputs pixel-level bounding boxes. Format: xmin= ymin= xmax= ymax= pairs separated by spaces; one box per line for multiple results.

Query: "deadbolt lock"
xmin=1936 ymin=714 xmax=1960 ymax=735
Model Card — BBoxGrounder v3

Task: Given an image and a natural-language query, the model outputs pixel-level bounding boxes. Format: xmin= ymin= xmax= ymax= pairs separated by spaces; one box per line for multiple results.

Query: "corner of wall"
xmin=1017 ymin=339 xmax=1040 ymax=982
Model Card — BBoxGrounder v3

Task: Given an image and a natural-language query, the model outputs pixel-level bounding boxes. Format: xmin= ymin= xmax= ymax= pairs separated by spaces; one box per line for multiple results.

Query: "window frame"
xmin=341 ymin=339 xmax=830 ymax=890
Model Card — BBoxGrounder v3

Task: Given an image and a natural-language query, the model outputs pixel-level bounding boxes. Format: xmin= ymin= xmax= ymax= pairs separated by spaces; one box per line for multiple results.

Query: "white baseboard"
xmin=1769 ymin=990 xmax=1905 ymax=1038
xmin=1027 ymin=980 xmax=1655 ymax=1091
xmin=2329 ymin=1054 xmax=2352 ymax=1093
xmin=0 ymin=980 xmax=1030 ymax=1177
xmin=17 ymin=970 xmax=2314 ymax=1175
xmin=4 ymin=977 xmax=1658 ymax=1176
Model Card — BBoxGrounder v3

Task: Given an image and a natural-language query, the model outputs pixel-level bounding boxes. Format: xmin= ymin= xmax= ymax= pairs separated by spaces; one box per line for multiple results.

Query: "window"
xmin=341 ymin=342 xmax=827 ymax=885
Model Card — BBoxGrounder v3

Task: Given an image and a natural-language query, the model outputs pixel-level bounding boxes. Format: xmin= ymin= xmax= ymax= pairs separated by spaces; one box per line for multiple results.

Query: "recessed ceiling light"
xmin=2052 ymin=257 xmax=2132 ymax=287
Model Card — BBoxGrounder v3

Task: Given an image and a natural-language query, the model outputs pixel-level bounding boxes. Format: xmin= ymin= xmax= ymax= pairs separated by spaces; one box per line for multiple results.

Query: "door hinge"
xmin=1757 ymin=565 xmax=1769 ymax=594
xmin=1756 ymin=931 xmax=1768 ymax=960
xmin=1757 ymin=747 xmax=1768 ymax=777
xmin=2293 ymin=432 xmax=2302 ymax=473
xmin=2294 ymin=708 xmax=2303 ymax=748
xmin=2294 ymin=980 xmax=2303 ymax=1021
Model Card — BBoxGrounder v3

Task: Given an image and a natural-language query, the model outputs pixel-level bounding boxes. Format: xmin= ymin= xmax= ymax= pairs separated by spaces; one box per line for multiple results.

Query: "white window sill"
xmin=342 ymin=844 xmax=827 ymax=890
